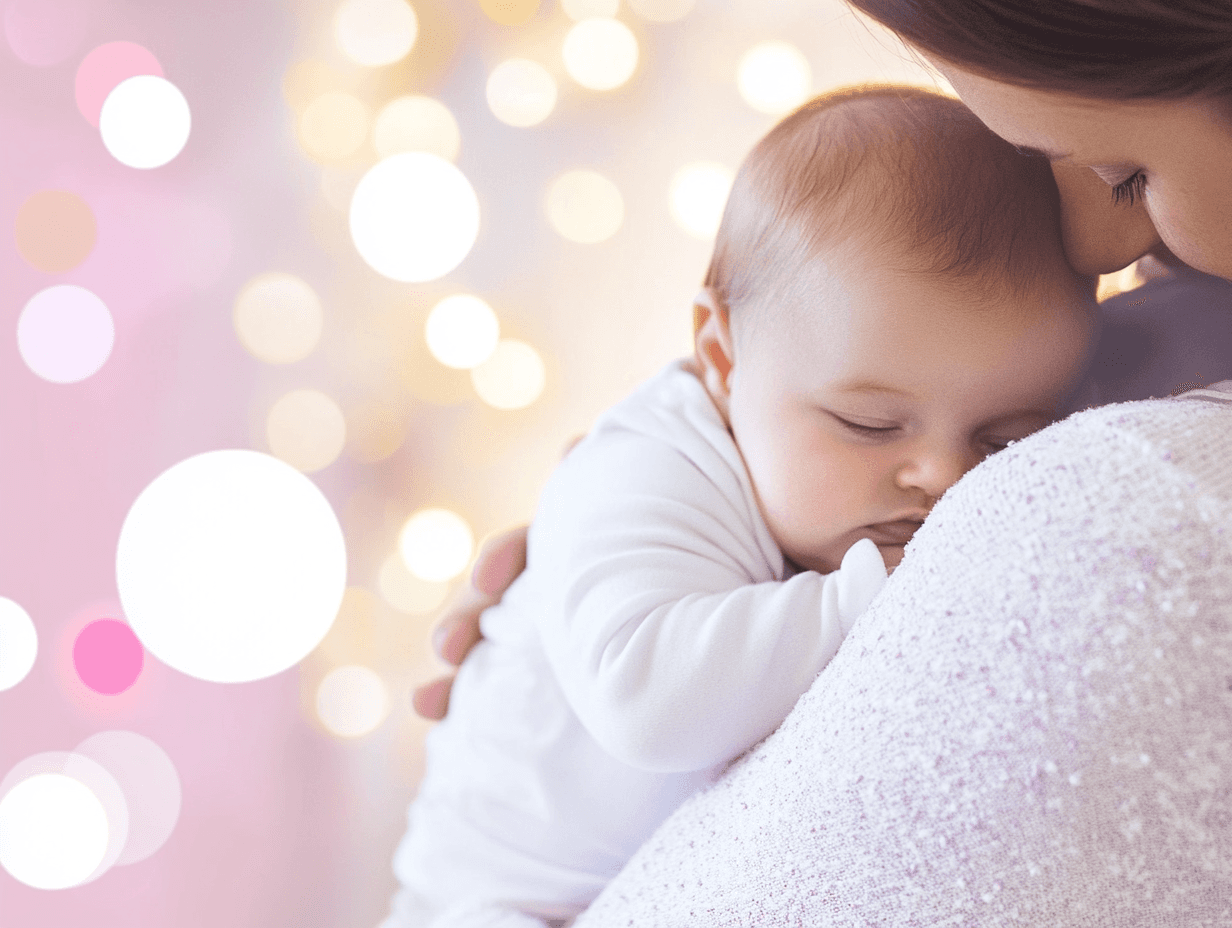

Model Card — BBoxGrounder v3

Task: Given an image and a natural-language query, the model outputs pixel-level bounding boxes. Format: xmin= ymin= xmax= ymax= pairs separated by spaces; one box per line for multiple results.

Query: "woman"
xmin=413 ymin=0 xmax=1232 ymax=921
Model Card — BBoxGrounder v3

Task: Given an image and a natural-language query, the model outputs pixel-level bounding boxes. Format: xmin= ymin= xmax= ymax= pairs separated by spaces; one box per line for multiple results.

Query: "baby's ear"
xmin=692 ymin=288 xmax=735 ymax=417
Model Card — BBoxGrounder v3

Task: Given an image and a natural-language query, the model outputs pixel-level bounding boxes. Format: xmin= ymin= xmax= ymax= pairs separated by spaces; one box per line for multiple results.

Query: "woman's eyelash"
xmin=1111 ymin=171 xmax=1146 ymax=206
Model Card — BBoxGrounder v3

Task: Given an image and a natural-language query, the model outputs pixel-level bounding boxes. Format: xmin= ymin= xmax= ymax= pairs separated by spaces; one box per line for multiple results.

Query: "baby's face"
xmin=724 ymin=248 xmax=1096 ymax=573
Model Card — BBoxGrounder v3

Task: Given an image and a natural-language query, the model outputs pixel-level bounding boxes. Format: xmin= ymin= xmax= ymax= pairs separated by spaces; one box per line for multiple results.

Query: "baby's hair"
xmin=704 ymin=85 xmax=1080 ymax=324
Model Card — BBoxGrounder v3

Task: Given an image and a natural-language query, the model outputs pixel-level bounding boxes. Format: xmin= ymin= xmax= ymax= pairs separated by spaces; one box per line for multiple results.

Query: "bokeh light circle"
xmin=349 ymin=152 xmax=480 ymax=282
xmin=0 ymin=598 xmax=37 ymax=692
xmin=486 ymin=59 xmax=557 ymax=128
xmin=116 ymin=450 xmax=348 ymax=684
xmin=0 ymin=774 xmax=109 ymax=890
xmin=562 ymin=18 xmax=639 ymax=91
xmin=299 ymin=92 xmax=371 ymax=162
xmin=377 ymin=553 xmax=450 ymax=614
xmin=669 ymin=162 xmax=734 ymax=238
xmin=99 ymin=75 xmax=191 ymax=169
xmin=334 ymin=0 xmax=418 ymax=67
xmin=373 ymin=95 xmax=460 ymax=161
xmin=627 ymin=0 xmax=695 ymax=21
xmin=316 ymin=665 xmax=389 ymax=737
xmin=479 ymin=0 xmax=540 ymax=25
xmin=15 ymin=190 xmax=97 ymax=273
xmin=233 ymin=272 xmax=323 ymax=365
xmin=399 ymin=508 xmax=474 ymax=583
xmin=73 ymin=730 xmax=181 ymax=866
xmin=75 ymin=42 xmax=163 ymax=127
xmin=737 ymin=41 xmax=812 ymax=115
xmin=562 ymin=0 xmax=618 ymax=19
xmin=266 ymin=389 xmax=348 ymax=474
xmin=425 ymin=295 xmax=500 ymax=370
xmin=17 ymin=285 xmax=114 ymax=384
xmin=546 ymin=169 xmax=623 ymax=243
xmin=3 ymin=0 xmax=91 ymax=67
xmin=471 ymin=339 xmax=546 ymax=410
xmin=72 ymin=619 xmax=144 ymax=695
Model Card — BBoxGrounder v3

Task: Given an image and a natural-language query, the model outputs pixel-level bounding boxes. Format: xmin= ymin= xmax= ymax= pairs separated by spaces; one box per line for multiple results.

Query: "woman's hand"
xmin=411 ymin=525 xmax=529 ymax=720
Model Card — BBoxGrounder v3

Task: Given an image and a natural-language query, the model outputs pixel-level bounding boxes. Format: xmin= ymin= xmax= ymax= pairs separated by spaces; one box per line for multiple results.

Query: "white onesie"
xmin=385 ymin=361 xmax=888 ymax=927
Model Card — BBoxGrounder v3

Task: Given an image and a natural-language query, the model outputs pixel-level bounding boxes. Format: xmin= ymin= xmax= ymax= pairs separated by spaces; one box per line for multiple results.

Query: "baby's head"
xmin=693 ymin=85 xmax=1098 ymax=572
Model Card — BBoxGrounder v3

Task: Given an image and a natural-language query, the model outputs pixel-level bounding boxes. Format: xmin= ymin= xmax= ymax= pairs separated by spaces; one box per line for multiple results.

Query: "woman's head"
xmin=848 ymin=0 xmax=1232 ymax=278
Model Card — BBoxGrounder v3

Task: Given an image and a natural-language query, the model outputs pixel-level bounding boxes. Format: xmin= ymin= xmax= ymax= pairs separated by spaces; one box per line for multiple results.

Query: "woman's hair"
xmin=704 ymin=85 xmax=1078 ymax=323
xmin=848 ymin=0 xmax=1232 ymax=101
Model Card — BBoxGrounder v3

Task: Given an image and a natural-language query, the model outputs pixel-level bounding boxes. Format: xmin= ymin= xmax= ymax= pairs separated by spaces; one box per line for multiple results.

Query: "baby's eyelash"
xmin=1111 ymin=172 xmax=1146 ymax=206
xmin=834 ymin=416 xmax=897 ymax=435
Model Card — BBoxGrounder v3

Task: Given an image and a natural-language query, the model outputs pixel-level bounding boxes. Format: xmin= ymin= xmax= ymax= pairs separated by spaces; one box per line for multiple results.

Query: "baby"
xmin=383 ymin=85 xmax=1097 ymax=928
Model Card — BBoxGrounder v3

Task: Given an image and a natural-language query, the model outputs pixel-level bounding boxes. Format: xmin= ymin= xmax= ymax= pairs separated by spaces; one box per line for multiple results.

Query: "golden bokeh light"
xmin=562 ymin=18 xmax=639 ymax=91
xmin=627 ymin=0 xmax=695 ymax=21
xmin=316 ymin=665 xmax=389 ymax=738
xmin=372 ymin=95 xmax=460 ymax=161
xmin=299 ymin=91 xmax=371 ymax=162
xmin=282 ymin=60 xmax=363 ymax=112
xmin=399 ymin=508 xmax=474 ymax=582
xmin=233 ymin=272 xmax=324 ymax=365
xmin=737 ymin=41 xmax=812 ymax=115
xmin=486 ymin=59 xmax=557 ymax=128
xmin=15 ymin=191 xmax=97 ymax=273
xmin=334 ymin=0 xmax=418 ymax=67
xmin=669 ymin=162 xmax=734 ymax=239
xmin=346 ymin=400 xmax=407 ymax=463
xmin=470 ymin=339 xmax=546 ymax=410
xmin=479 ymin=0 xmax=539 ymax=26
xmin=377 ymin=553 xmax=451 ymax=615
xmin=266 ymin=389 xmax=348 ymax=473
xmin=425 ymin=294 xmax=500 ymax=370
xmin=561 ymin=0 xmax=618 ymax=19
xmin=545 ymin=169 xmax=624 ymax=243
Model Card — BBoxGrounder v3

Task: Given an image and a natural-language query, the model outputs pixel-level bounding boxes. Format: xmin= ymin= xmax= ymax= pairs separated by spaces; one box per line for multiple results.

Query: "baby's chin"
xmin=877 ymin=543 xmax=907 ymax=572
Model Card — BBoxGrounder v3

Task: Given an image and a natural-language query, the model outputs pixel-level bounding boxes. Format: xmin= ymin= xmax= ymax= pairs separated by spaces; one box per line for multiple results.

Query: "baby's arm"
xmin=529 ymin=430 xmax=886 ymax=774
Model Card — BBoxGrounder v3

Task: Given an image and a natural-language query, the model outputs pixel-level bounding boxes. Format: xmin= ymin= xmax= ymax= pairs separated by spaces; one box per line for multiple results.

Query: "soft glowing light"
xmin=350 ymin=152 xmax=480 ymax=282
xmin=737 ymin=41 xmax=812 ymax=115
xmin=75 ymin=42 xmax=163 ymax=127
xmin=266 ymin=389 xmax=348 ymax=474
xmin=334 ymin=0 xmax=417 ymax=67
xmin=562 ymin=0 xmax=618 ymax=19
xmin=316 ymin=665 xmax=389 ymax=737
xmin=99 ymin=75 xmax=191 ymax=169
xmin=345 ymin=402 xmax=406 ymax=463
xmin=480 ymin=0 xmax=539 ymax=25
xmin=299 ymin=92 xmax=370 ymax=162
xmin=15 ymin=190 xmax=96 ymax=273
xmin=73 ymin=731 xmax=181 ymax=866
xmin=3 ymin=0 xmax=90 ymax=67
xmin=378 ymin=554 xmax=451 ymax=614
xmin=0 ymin=774 xmax=109 ymax=890
xmin=471 ymin=339 xmax=546 ymax=410
xmin=373 ymin=95 xmax=460 ymax=161
xmin=18 ymin=285 xmax=114 ymax=384
xmin=0 ymin=598 xmax=37 ymax=692
xmin=627 ymin=0 xmax=694 ymax=21
xmin=562 ymin=18 xmax=638 ymax=91
xmin=486 ymin=59 xmax=557 ymax=128
xmin=1096 ymin=261 xmax=1148 ymax=302
xmin=115 ymin=450 xmax=348 ymax=684
xmin=282 ymin=59 xmax=362 ymax=112
xmin=669 ymin=162 xmax=734 ymax=238
xmin=233 ymin=273 xmax=323 ymax=365
xmin=425 ymin=295 xmax=500 ymax=369
xmin=399 ymin=508 xmax=474 ymax=582
xmin=546 ymin=169 xmax=623 ymax=243
xmin=72 ymin=619 xmax=143 ymax=695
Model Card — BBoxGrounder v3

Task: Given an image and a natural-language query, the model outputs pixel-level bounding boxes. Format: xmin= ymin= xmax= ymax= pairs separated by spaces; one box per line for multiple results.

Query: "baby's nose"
xmin=897 ymin=445 xmax=980 ymax=498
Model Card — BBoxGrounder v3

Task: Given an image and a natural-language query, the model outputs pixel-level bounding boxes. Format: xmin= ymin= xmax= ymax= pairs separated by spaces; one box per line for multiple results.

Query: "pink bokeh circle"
xmin=75 ymin=41 xmax=164 ymax=128
xmin=4 ymin=0 xmax=92 ymax=68
xmin=72 ymin=619 xmax=144 ymax=695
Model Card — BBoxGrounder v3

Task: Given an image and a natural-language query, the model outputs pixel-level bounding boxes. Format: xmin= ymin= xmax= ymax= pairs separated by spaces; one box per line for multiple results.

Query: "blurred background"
xmin=0 ymin=1 xmax=1153 ymax=926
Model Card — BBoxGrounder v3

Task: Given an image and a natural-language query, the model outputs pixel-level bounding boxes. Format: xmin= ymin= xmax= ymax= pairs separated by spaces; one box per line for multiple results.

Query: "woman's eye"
xmin=1110 ymin=171 xmax=1147 ymax=206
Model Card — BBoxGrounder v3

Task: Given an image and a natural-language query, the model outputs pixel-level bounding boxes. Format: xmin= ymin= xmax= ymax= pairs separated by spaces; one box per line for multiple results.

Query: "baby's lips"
xmin=863 ymin=519 xmax=924 ymax=546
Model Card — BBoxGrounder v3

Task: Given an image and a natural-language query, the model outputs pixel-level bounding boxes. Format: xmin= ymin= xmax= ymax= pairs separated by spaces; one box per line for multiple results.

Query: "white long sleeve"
xmin=526 ymin=365 xmax=886 ymax=773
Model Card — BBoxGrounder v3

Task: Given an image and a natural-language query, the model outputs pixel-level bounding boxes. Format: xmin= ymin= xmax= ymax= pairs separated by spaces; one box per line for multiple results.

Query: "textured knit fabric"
xmin=387 ymin=362 xmax=888 ymax=927
xmin=574 ymin=389 xmax=1232 ymax=926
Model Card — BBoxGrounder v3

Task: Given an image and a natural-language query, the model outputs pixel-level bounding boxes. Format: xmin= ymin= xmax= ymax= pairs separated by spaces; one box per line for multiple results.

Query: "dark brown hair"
xmin=848 ymin=0 xmax=1232 ymax=100
xmin=704 ymin=85 xmax=1080 ymax=323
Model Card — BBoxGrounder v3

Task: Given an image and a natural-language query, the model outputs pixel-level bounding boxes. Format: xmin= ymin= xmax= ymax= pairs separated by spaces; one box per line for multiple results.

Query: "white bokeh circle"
xmin=17 ymin=285 xmax=115 ymax=384
xmin=425 ymin=294 xmax=500 ymax=370
xmin=562 ymin=18 xmax=639 ymax=91
xmin=737 ymin=41 xmax=812 ymax=115
xmin=116 ymin=449 xmax=348 ymax=683
xmin=334 ymin=0 xmax=418 ymax=67
xmin=486 ymin=59 xmax=558 ymax=128
xmin=99 ymin=75 xmax=191 ymax=169
xmin=470 ymin=339 xmax=547 ymax=410
xmin=0 ymin=770 xmax=114 ymax=890
xmin=0 ymin=597 xmax=38 ymax=691
xmin=316 ymin=665 xmax=389 ymax=737
xmin=399 ymin=508 xmax=474 ymax=583
xmin=669 ymin=162 xmax=734 ymax=238
xmin=349 ymin=152 xmax=480 ymax=282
